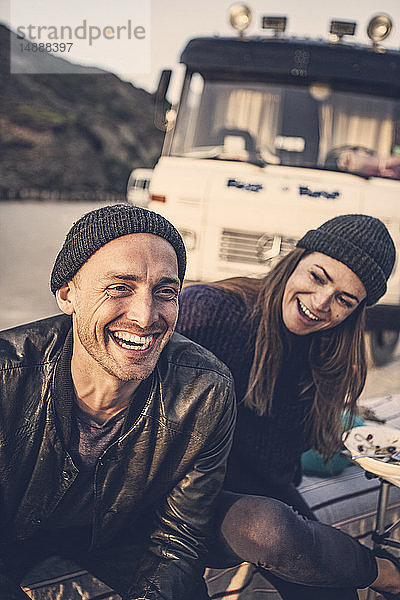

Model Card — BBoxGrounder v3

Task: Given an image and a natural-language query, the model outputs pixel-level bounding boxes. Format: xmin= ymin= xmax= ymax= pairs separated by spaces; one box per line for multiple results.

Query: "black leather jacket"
xmin=0 ymin=315 xmax=236 ymax=600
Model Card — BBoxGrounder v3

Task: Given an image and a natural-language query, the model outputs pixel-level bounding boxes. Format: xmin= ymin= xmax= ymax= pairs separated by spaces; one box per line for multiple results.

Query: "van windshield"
xmin=170 ymin=75 xmax=400 ymax=180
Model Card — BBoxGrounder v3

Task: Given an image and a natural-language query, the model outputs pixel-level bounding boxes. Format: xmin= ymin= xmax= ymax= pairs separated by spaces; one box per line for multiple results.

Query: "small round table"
xmin=343 ymin=425 xmax=400 ymax=599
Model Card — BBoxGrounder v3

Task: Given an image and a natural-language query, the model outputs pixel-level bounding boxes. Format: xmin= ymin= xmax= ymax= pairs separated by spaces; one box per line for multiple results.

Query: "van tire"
xmin=367 ymin=329 xmax=400 ymax=367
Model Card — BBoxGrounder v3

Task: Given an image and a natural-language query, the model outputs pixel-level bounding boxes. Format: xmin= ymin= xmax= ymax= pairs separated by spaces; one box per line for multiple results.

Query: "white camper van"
xmin=147 ymin=7 xmax=400 ymax=365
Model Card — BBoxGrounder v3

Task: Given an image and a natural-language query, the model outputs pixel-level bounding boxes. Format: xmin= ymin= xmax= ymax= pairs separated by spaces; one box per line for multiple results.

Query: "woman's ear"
xmin=56 ymin=282 xmax=75 ymax=315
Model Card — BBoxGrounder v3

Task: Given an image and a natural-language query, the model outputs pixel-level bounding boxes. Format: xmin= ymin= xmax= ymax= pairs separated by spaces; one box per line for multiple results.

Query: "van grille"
xmin=219 ymin=229 xmax=297 ymax=265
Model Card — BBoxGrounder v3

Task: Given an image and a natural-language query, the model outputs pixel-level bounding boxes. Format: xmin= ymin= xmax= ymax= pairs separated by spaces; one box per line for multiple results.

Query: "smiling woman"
xmin=281 ymin=252 xmax=366 ymax=335
xmin=176 ymin=213 xmax=399 ymax=599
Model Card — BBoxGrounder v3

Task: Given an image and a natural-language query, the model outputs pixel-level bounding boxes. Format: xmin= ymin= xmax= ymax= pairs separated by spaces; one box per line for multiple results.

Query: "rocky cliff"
xmin=0 ymin=25 xmax=165 ymax=197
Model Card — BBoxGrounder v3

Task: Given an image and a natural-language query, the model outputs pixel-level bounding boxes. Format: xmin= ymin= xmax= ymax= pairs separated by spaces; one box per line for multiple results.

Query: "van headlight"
xmin=228 ymin=3 xmax=252 ymax=34
xmin=367 ymin=14 xmax=392 ymax=44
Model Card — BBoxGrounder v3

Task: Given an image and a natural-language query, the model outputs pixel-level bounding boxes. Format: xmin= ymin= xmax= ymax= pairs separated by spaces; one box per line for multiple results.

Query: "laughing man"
xmin=0 ymin=204 xmax=236 ymax=599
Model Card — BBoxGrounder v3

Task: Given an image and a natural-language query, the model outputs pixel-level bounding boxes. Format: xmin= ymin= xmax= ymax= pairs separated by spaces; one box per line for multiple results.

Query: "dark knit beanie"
xmin=50 ymin=204 xmax=186 ymax=294
xmin=296 ymin=214 xmax=395 ymax=306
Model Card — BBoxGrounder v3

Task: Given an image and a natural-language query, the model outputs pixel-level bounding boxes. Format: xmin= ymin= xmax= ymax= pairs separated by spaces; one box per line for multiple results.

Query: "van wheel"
xmin=367 ymin=329 xmax=399 ymax=367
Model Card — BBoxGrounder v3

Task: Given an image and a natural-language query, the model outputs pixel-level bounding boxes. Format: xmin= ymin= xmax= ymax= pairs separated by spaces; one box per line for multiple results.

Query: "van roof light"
xmin=329 ymin=20 xmax=357 ymax=42
xmin=228 ymin=3 xmax=252 ymax=36
xmin=367 ymin=14 xmax=393 ymax=45
xmin=261 ymin=16 xmax=287 ymax=37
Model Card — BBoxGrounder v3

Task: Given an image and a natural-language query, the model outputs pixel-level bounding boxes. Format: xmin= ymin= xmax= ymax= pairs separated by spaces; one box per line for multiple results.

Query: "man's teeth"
xmin=298 ymin=299 xmax=321 ymax=321
xmin=112 ymin=331 xmax=153 ymax=350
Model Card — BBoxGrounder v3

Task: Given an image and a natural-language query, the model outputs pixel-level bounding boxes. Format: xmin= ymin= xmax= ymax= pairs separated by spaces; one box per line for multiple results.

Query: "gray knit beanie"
xmin=296 ymin=214 xmax=395 ymax=306
xmin=50 ymin=204 xmax=186 ymax=294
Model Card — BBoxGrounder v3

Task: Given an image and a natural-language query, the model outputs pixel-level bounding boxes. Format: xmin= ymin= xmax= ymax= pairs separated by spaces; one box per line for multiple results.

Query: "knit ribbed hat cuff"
xmin=50 ymin=205 xmax=186 ymax=294
xmin=297 ymin=229 xmax=386 ymax=306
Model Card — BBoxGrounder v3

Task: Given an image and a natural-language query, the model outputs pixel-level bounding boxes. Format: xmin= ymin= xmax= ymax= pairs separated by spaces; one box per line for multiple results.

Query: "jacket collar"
xmin=53 ymin=326 xmax=74 ymax=448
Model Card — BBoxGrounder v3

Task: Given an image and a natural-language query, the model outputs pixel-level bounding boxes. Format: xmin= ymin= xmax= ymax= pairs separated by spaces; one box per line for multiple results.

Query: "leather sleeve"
xmin=125 ymin=380 xmax=236 ymax=600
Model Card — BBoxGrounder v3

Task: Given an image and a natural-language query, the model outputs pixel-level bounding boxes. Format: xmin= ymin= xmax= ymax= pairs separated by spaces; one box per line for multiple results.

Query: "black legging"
xmin=207 ymin=489 xmax=378 ymax=600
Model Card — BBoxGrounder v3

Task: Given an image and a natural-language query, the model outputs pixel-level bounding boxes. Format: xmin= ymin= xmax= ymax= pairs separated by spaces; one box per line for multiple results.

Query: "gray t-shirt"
xmin=45 ymin=372 xmax=153 ymax=533
xmin=44 ymin=404 xmax=127 ymax=531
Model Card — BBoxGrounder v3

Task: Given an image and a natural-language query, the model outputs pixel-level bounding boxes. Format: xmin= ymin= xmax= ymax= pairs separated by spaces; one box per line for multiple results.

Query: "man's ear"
xmin=56 ymin=282 xmax=75 ymax=315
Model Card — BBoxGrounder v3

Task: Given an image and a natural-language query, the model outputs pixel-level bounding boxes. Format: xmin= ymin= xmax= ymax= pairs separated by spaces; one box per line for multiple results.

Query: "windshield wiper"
xmin=206 ymin=155 xmax=267 ymax=168
xmin=177 ymin=147 xmax=267 ymax=167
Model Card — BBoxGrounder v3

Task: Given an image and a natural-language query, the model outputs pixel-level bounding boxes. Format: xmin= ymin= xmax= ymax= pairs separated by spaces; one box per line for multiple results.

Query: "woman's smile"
xmin=296 ymin=298 xmax=323 ymax=322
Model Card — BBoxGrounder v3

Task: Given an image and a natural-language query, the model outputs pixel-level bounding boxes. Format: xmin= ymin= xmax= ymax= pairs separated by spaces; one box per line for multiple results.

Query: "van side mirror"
xmin=154 ymin=69 xmax=172 ymax=131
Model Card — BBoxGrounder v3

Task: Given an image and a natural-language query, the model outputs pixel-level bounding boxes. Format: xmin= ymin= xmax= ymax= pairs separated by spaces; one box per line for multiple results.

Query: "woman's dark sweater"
xmin=176 ymin=284 xmax=313 ymax=500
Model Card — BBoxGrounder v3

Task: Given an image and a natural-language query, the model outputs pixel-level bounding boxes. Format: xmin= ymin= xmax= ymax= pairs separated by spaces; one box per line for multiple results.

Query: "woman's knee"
xmin=219 ymin=495 xmax=304 ymax=566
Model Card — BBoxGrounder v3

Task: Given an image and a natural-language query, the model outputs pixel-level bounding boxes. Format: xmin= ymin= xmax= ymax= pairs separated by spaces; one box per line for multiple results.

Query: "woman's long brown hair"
xmin=212 ymin=248 xmax=367 ymax=458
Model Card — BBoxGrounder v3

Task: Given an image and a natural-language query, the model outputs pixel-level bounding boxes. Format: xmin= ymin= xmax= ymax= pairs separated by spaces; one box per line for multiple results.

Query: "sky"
xmin=2 ymin=0 xmax=400 ymax=100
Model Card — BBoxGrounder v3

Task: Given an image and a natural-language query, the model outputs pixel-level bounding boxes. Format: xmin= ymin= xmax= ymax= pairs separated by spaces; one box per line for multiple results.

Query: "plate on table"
xmin=343 ymin=425 xmax=400 ymax=486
